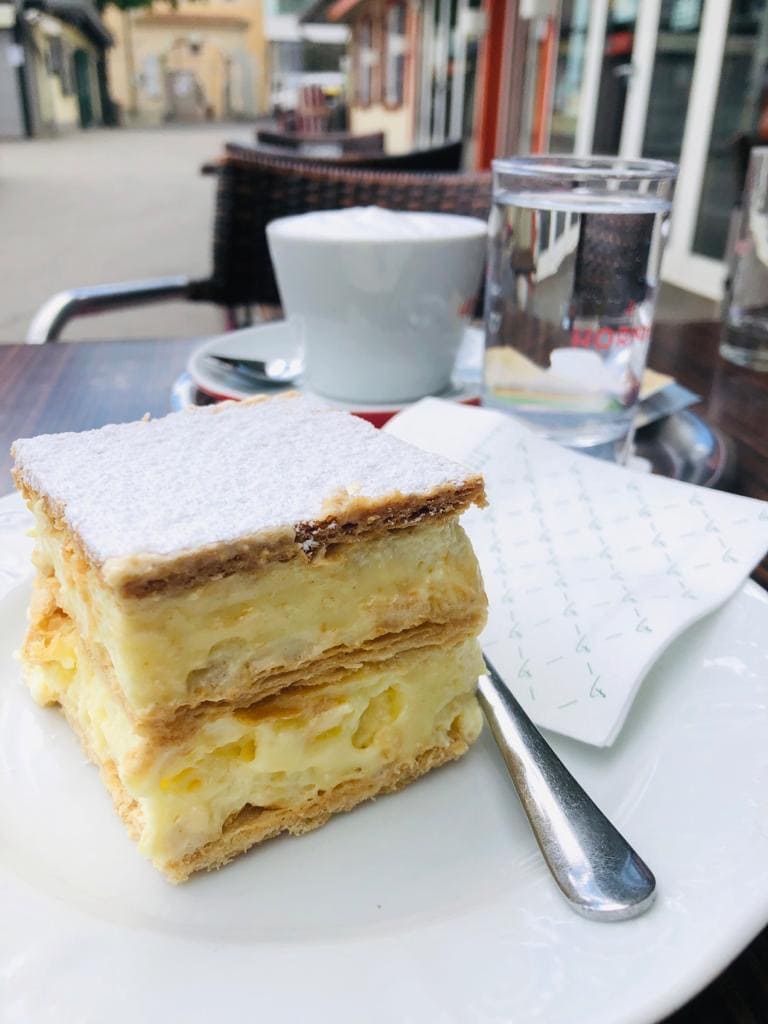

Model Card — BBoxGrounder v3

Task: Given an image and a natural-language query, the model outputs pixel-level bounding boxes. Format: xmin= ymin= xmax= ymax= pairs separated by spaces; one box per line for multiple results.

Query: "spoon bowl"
xmin=207 ymin=354 xmax=304 ymax=387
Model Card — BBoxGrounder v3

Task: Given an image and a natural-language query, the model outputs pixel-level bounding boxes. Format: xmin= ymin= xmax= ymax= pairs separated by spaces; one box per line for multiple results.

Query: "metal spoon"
xmin=207 ymin=354 xmax=303 ymax=386
xmin=478 ymin=654 xmax=656 ymax=921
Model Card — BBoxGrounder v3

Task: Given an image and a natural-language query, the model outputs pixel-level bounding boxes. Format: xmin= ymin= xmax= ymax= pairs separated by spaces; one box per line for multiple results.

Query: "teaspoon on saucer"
xmin=478 ymin=654 xmax=656 ymax=921
xmin=207 ymin=354 xmax=303 ymax=386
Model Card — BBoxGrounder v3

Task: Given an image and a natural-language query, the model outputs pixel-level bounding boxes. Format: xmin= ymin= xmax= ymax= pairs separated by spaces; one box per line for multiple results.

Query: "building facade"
xmin=105 ymin=0 xmax=267 ymax=124
xmin=264 ymin=0 xmax=347 ymax=114
xmin=303 ymin=0 xmax=491 ymax=157
xmin=0 ymin=0 xmax=112 ymax=138
xmin=341 ymin=0 xmax=415 ymax=152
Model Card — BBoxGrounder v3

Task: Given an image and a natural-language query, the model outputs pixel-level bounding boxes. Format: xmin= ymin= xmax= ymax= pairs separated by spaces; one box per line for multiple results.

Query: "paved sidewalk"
xmin=0 ymin=124 xmax=253 ymax=342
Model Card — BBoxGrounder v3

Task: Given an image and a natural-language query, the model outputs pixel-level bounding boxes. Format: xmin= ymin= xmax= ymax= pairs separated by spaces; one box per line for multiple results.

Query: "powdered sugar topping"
xmin=12 ymin=396 xmax=476 ymax=566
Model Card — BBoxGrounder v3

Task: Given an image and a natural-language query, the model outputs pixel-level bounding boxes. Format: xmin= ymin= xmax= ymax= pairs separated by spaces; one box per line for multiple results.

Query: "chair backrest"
xmin=256 ymin=129 xmax=386 ymax=155
xmin=199 ymin=148 xmax=491 ymax=309
xmin=347 ymin=139 xmax=464 ymax=172
xmin=248 ymin=136 xmax=461 ymax=170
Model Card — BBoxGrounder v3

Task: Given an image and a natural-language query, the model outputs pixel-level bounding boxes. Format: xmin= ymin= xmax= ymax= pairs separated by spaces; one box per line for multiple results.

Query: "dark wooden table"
xmin=0 ymin=338 xmax=197 ymax=483
xmin=0 ymin=325 xmax=767 ymax=1022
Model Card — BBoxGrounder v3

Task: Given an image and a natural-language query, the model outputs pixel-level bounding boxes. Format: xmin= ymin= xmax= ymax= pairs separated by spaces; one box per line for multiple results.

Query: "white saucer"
xmin=1 ymin=485 xmax=768 ymax=1023
xmin=187 ymin=322 xmax=483 ymax=426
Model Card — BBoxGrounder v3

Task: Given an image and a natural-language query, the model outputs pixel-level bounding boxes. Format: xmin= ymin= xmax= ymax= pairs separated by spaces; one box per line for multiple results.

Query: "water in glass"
xmin=485 ymin=167 xmax=673 ymax=457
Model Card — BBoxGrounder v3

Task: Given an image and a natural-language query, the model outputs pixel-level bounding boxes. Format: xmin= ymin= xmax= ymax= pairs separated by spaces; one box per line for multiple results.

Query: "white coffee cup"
xmin=266 ymin=206 xmax=487 ymax=403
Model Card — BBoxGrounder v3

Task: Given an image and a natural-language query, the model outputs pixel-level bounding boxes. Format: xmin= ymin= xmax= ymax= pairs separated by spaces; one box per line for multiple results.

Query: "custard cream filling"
xmin=26 ymin=610 xmax=484 ymax=868
xmin=30 ymin=509 xmax=486 ymax=720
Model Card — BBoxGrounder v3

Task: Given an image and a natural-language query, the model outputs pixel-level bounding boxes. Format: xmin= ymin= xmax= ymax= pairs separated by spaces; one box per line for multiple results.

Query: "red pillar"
xmin=475 ymin=0 xmax=508 ymax=170
xmin=530 ymin=15 xmax=557 ymax=153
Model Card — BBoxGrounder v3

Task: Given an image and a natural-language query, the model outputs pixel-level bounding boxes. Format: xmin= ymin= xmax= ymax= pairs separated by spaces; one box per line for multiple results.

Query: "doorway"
xmin=73 ymin=49 xmax=93 ymax=128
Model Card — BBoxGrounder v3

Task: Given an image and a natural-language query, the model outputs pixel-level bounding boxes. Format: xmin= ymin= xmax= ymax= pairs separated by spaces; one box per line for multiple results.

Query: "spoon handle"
xmin=478 ymin=655 xmax=656 ymax=921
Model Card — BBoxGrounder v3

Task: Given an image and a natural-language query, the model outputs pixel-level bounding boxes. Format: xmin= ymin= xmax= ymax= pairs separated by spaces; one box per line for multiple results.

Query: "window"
xmin=274 ymin=39 xmax=304 ymax=75
xmin=693 ymin=0 xmax=768 ymax=258
xmin=49 ymin=37 xmax=74 ymax=96
xmin=62 ymin=48 xmax=74 ymax=96
xmin=302 ymin=41 xmax=345 ymax=73
xmin=384 ymin=1 xmax=406 ymax=107
xmin=356 ymin=18 xmax=374 ymax=106
xmin=550 ymin=0 xmax=590 ymax=152
xmin=277 ymin=0 xmax=311 ymax=11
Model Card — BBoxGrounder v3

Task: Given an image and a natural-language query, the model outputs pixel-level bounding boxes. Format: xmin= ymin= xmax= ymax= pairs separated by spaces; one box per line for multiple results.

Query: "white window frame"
xmin=384 ymin=1 xmax=407 ymax=108
xmin=357 ymin=17 xmax=375 ymax=107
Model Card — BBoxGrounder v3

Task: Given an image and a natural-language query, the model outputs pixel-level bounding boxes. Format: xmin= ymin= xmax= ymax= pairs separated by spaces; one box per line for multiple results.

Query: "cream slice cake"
xmin=12 ymin=393 xmax=488 ymax=881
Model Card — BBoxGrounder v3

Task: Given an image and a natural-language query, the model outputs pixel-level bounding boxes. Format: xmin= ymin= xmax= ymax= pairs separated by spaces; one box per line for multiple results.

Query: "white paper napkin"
xmin=386 ymin=399 xmax=768 ymax=746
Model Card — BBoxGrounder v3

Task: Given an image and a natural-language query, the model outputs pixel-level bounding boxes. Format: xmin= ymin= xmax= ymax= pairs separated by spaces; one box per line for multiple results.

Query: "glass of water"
xmin=484 ymin=156 xmax=677 ymax=461
xmin=721 ymin=146 xmax=768 ymax=372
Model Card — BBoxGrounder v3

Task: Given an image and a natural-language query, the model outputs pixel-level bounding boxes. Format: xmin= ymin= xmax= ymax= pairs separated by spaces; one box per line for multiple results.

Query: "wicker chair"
xmin=336 ymin=139 xmax=464 ymax=172
xmin=251 ymin=137 xmax=463 ymax=171
xmin=200 ymin=138 xmax=465 ymax=175
xmin=27 ymin=150 xmax=491 ymax=342
xmin=255 ymin=128 xmax=386 ymax=155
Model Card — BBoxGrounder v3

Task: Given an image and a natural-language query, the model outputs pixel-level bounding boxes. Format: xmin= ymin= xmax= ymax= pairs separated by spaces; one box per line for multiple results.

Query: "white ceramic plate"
xmin=1 ymin=492 xmax=767 ymax=1023
xmin=187 ymin=321 xmax=484 ymax=416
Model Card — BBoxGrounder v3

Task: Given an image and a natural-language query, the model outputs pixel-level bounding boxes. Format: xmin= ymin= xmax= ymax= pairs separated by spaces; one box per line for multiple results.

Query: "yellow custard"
xmin=26 ymin=603 xmax=483 ymax=875
xmin=31 ymin=508 xmax=485 ymax=721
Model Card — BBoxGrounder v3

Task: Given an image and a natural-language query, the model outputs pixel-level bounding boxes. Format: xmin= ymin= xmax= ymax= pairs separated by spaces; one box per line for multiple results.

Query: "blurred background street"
xmin=1 ymin=124 xmax=256 ymax=341
xmin=4 ymin=0 xmax=760 ymax=342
